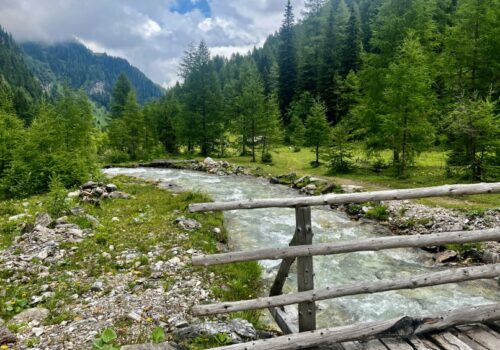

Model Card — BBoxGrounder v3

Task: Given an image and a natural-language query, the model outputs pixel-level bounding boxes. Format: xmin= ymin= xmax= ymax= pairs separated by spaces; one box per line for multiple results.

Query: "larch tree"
xmin=305 ymin=99 xmax=331 ymax=166
xmin=382 ymin=35 xmax=435 ymax=177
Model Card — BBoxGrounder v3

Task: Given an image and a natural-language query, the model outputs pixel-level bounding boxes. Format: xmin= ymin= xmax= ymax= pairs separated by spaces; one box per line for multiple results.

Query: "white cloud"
xmin=0 ymin=0 xmax=307 ymax=86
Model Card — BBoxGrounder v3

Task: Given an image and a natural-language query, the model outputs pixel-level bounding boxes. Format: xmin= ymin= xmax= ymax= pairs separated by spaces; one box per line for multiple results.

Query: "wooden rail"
xmin=208 ymin=303 xmax=500 ymax=350
xmin=189 ymin=182 xmax=500 ymax=212
xmin=188 ymin=182 xmax=500 ymax=348
xmin=193 ymin=263 xmax=500 ymax=316
xmin=193 ymin=228 xmax=500 ymax=266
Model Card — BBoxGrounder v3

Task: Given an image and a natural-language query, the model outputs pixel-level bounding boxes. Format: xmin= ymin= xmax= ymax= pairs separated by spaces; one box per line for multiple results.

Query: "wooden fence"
xmin=188 ymin=182 xmax=500 ymax=349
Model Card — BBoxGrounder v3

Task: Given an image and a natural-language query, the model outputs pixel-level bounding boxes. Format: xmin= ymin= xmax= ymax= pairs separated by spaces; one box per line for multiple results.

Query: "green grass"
xmin=191 ymin=145 xmax=499 ymax=211
xmin=0 ymin=176 xmax=262 ymax=348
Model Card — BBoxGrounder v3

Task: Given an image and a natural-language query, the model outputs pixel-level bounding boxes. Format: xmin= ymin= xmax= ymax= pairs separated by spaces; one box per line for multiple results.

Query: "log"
xmin=192 ymin=229 xmax=500 ymax=266
xmin=268 ymin=306 xmax=298 ymax=334
xmin=206 ymin=304 xmax=500 ymax=350
xmin=295 ymin=206 xmax=316 ymax=332
xmin=269 ymin=233 xmax=298 ymax=297
xmin=189 ymin=183 xmax=500 ymax=212
xmin=192 ymin=264 xmax=500 ymax=316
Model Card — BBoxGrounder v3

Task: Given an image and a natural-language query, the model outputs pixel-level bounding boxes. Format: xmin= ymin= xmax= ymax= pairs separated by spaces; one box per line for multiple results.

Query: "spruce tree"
xmin=278 ymin=0 xmax=297 ymax=121
xmin=305 ymin=99 xmax=331 ymax=165
xmin=288 ymin=114 xmax=306 ymax=152
xmin=110 ymin=73 xmax=132 ymax=119
xmin=261 ymin=94 xmax=282 ymax=162
xmin=342 ymin=3 xmax=363 ymax=75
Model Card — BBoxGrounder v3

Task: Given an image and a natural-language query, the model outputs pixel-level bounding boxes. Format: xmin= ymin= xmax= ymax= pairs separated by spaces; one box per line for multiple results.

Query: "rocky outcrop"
xmin=140 ymin=158 xmax=250 ymax=176
xmin=173 ymin=319 xmax=257 ymax=344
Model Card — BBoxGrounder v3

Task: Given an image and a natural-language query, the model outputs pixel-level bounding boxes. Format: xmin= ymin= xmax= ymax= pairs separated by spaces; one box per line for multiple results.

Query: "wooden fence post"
xmin=296 ymin=206 xmax=316 ymax=332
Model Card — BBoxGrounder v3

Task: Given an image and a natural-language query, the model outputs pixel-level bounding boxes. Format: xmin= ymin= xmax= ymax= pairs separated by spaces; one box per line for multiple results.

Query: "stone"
xmin=173 ymin=318 xmax=257 ymax=343
xmin=9 ymin=308 xmax=49 ymax=325
xmin=127 ymin=312 xmax=142 ymax=322
xmin=111 ymin=217 xmax=120 ymax=222
xmin=483 ymin=251 xmax=500 ymax=264
xmin=109 ymin=191 xmax=131 ymax=199
xmin=32 ymin=327 xmax=44 ymax=336
xmin=174 ymin=217 xmax=201 ymax=231
xmin=67 ymin=190 xmax=81 ymax=198
xmin=91 ymin=187 xmax=105 ymax=198
xmin=167 ymin=257 xmax=181 ymax=266
xmin=91 ymin=281 xmax=104 ymax=292
xmin=35 ymin=213 xmax=53 ymax=227
xmin=81 ymin=181 xmax=98 ymax=190
xmin=435 ymin=250 xmax=458 ymax=263
xmin=105 ymin=184 xmax=118 ymax=193
xmin=203 ymin=157 xmax=216 ymax=165
xmin=8 ymin=213 xmax=27 ymax=221
xmin=70 ymin=207 xmax=84 ymax=215
xmin=85 ymin=214 xmax=100 ymax=227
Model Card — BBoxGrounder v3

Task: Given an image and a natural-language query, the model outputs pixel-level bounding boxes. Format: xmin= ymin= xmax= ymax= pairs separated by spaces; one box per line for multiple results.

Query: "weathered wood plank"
xmin=406 ymin=336 xmax=442 ymax=350
xmin=268 ymin=306 xmax=298 ymax=335
xmin=189 ymin=183 xmax=500 ymax=212
xmin=269 ymin=233 xmax=298 ymax=297
xmin=192 ymin=264 xmax=500 ymax=316
xmin=430 ymin=332 xmax=474 ymax=350
xmin=457 ymin=324 xmax=500 ymax=349
xmin=342 ymin=340 xmax=388 ymax=349
xmin=192 ymin=229 xmax=500 ymax=266
xmin=206 ymin=304 xmax=500 ymax=350
xmin=380 ymin=338 xmax=413 ymax=350
xmin=296 ymin=206 xmax=316 ymax=332
xmin=450 ymin=328 xmax=488 ymax=350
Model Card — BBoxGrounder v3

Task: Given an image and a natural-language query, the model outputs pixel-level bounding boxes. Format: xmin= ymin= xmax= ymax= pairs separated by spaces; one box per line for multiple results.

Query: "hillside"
xmin=21 ymin=41 xmax=164 ymax=107
xmin=0 ymin=26 xmax=42 ymax=122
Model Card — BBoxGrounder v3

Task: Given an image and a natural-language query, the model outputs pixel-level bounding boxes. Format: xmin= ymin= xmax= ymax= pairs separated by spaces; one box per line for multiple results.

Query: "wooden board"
xmin=430 ymin=332 xmax=475 ymax=350
xmin=380 ymin=338 xmax=414 ymax=350
xmin=406 ymin=336 xmax=442 ymax=350
xmin=457 ymin=324 xmax=500 ymax=349
xmin=341 ymin=340 xmax=388 ymax=350
xmin=450 ymin=328 xmax=488 ymax=350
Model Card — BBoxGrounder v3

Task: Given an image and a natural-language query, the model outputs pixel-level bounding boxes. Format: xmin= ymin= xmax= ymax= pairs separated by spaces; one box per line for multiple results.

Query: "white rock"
xmin=111 ymin=217 xmax=120 ymax=222
xmin=8 ymin=213 xmax=27 ymax=221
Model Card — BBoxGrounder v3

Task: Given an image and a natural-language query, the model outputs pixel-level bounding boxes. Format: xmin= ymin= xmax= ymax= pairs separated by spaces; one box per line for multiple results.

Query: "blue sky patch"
xmin=170 ymin=0 xmax=211 ymax=17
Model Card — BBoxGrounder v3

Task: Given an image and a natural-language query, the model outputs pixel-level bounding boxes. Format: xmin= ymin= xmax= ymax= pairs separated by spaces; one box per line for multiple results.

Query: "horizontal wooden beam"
xmin=192 ymin=263 xmax=500 ymax=316
xmin=207 ymin=304 xmax=500 ymax=350
xmin=192 ymin=229 xmax=500 ymax=266
xmin=188 ymin=182 xmax=500 ymax=212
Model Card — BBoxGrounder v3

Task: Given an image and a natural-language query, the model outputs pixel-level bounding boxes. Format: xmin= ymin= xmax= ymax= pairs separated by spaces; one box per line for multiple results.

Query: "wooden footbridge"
xmin=189 ymin=183 xmax=500 ymax=350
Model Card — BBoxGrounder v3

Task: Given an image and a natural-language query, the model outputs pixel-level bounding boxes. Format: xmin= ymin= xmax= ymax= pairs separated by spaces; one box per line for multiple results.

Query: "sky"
xmin=0 ymin=0 xmax=306 ymax=88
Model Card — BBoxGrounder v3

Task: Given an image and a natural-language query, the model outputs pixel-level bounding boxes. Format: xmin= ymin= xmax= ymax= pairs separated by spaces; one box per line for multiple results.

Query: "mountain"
xmin=21 ymin=41 xmax=164 ymax=107
xmin=0 ymin=26 xmax=42 ymax=122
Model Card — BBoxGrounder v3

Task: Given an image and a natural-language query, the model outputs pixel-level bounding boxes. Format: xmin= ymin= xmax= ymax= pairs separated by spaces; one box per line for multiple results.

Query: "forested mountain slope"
xmin=20 ymin=41 xmax=164 ymax=107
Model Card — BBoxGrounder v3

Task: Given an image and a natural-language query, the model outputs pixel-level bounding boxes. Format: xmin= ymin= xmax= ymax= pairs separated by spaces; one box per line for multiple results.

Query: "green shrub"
xmin=93 ymin=328 xmax=119 ymax=350
xmin=365 ymin=205 xmax=390 ymax=221
xmin=261 ymin=152 xmax=273 ymax=164
xmin=47 ymin=176 xmax=70 ymax=217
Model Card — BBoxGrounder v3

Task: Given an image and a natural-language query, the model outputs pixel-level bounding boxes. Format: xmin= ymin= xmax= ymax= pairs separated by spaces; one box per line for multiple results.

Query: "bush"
xmin=261 ymin=152 xmax=273 ymax=164
xmin=365 ymin=204 xmax=390 ymax=221
xmin=47 ymin=176 xmax=71 ymax=218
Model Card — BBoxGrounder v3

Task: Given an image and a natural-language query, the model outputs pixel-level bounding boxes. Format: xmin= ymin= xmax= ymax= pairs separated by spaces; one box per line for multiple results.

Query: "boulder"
xmin=105 ymin=183 xmax=118 ymax=193
xmin=435 ymin=250 xmax=458 ymax=263
xmin=174 ymin=217 xmax=201 ymax=231
xmin=109 ymin=191 xmax=131 ymax=199
xmin=35 ymin=213 xmax=53 ymax=228
xmin=173 ymin=319 xmax=257 ymax=344
xmin=8 ymin=308 xmax=49 ymax=325
xmin=80 ymin=181 xmax=98 ymax=190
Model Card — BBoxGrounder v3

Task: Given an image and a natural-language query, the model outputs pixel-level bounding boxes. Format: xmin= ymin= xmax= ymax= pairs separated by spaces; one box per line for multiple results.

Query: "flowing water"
xmin=104 ymin=167 xmax=500 ymax=328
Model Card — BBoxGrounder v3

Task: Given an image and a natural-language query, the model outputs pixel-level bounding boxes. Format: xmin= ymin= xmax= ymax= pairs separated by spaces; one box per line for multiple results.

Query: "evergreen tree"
xmin=382 ymin=35 xmax=435 ymax=177
xmin=278 ymin=0 xmax=298 ymax=121
xmin=288 ymin=114 xmax=306 ymax=152
xmin=444 ymin=0 xmax=500 ymax=98
xmin=305 ymin=99 xmax=331 ymax=165
xmin=0 ymin=103 xmax=24 ymax=176
xmin=342 ymin=3 xmax=363 ymax=75
xmin=329 ymin=122 xmax=353 ymax=173
xmin=110 ymin=73 xmax=132 ymax=119
xmin=3 ymin=90 xmax=97 ymax=197
xmin=261 ymin=94 xmax=283 ymax=162
xmin=446 ymin=95 xmax=500 ymax=180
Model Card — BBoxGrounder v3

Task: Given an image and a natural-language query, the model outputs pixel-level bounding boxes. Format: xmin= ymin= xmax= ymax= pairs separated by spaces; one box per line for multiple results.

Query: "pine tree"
xmin=110 ymin=73 xmax=132 ymax=119
xmin=0 ymin=110 xmax=23 ymax=177
xmin=382 ymin=35 xmax=435 ymax=177
xmin=342 ymin=3 xmax=363 ymax=75
xmin=278 ymin=0 xmax=297 ymax=121
xmin=305 ymin=99 xmax=331 ymax=165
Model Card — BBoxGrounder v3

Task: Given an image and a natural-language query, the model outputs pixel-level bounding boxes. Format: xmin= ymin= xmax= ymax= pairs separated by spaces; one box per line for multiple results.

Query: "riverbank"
xmin=135 ymin=157 xmax=500 ymax=265
xmin=0 ymin=176 xmax=263 ymax=349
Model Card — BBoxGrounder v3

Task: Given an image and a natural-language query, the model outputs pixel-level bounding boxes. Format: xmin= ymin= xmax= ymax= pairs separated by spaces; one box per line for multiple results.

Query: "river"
xmin=103 ymin=167 xmax=500 ymax=329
